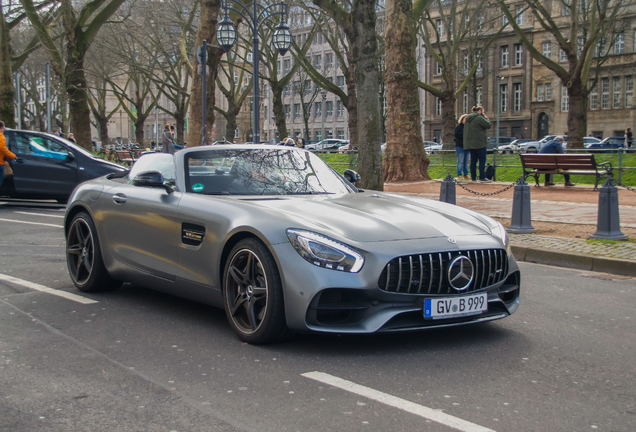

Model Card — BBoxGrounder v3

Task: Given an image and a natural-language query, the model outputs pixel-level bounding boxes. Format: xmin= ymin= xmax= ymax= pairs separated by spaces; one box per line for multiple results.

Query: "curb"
xmin=511 ymin=244 xmax=636 ymax=277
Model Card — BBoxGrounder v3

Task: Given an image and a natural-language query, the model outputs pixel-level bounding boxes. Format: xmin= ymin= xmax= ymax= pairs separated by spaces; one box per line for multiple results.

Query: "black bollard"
xmin=507 ymin=177 xmax=537 ymax=234
xmin=588 ymin=177 xmax=628 ymax=240
xmin=439 ymin=173 xmax=456 ymax=205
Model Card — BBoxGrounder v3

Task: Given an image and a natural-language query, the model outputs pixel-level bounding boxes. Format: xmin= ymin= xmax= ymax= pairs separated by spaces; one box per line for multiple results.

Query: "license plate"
xmin=424 ymin=293 xmax=488 ymax=319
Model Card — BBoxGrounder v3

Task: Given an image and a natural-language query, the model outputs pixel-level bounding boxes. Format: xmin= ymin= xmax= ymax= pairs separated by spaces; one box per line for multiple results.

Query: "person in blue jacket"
xmin=539 ymin=135 xmax=575 ymax=187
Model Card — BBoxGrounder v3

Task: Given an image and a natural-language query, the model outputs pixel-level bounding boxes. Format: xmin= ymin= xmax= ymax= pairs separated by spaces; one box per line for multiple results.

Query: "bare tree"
xmin=498 ymin=0 xmax=627 ymax=148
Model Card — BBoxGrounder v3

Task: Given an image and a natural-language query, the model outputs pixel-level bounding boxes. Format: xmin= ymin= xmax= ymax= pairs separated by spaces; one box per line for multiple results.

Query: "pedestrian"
xmin=67 ymin=133 xmax=76 ymax=143
xmin=1 ymin=121 xmax=18 ymax=188
xmin=162 ymin=124 xmax=176 ymax=155
xmin=539 ymin=135 xmax=575 ymax=187
xmin=454 ymin=114 xmax=469 ymax=180
xmin=463 ymin=106 xmax=492 ymax=182
xmin=626 ymin=127 xmax=633 ymax=148
xmin=296 ymin=137 xmax=305 ymax=148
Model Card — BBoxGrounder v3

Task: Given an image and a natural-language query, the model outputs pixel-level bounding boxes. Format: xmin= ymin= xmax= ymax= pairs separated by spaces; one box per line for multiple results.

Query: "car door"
xmin=9 ymin=132 xmax=78 ymax=196
xmin=101 ymin=183 xmax=183 ymax=280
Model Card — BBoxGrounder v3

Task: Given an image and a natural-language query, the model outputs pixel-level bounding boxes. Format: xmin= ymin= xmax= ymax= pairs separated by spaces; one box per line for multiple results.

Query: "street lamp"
xmin=119 ymin=110 xmax=123 ymax=145
xmin=216 ymin=0 xmax=292 ymax=143
xmin=494 ymin=75 xmax=505 ymax=181
xmin=321 ymin=89 xmax=327 ymax=147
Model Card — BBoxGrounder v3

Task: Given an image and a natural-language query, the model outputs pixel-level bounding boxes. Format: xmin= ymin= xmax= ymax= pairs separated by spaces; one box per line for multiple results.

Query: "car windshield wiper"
xmin=288 ymin=191 xmax=334 ymax=195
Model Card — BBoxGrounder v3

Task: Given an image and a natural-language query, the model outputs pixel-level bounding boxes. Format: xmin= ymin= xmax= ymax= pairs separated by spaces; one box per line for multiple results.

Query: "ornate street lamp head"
xmin=216 ymin=14 xmax=238 ymax=53
xmin=272 ymin=18 xmax=293 ymax=56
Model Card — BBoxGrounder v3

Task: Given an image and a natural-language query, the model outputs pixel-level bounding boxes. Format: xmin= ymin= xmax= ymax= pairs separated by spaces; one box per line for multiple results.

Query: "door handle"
xmin=112 ymin=193 xmax=127 ymax=204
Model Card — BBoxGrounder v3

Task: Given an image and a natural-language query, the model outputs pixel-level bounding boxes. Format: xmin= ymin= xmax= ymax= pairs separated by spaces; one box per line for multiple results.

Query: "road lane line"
xmin=14 ymin=211 xmax=65 ymax=218
xmin=302 ymin=371 xmax=496 ymax=432
xmin=0 ymin=273 xmax=97 ymax=304
xmin=0 ymin=218 xmax=63 ymax=228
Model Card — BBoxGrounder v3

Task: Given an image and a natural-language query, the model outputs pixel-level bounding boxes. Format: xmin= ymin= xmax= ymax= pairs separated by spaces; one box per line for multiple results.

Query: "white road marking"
xmin=0 ymin=273 xmax=97 ymax=304
xmin=302 ymin=371 xmax=496 ymax=432
xmin=0 ymin=218 xmax=63 ymax=228
xmin=14 ymin=211 xmax=65 ymax=218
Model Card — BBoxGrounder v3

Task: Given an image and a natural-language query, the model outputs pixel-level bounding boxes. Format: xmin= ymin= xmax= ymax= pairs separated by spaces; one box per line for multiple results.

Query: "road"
xmin=1 ymin=199 xmax=635 ymax=432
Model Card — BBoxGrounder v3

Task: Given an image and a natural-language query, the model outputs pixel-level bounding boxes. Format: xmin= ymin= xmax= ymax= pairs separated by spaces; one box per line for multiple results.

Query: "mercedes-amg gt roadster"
xmin=64 ymin=145 xmax=520 ymax=343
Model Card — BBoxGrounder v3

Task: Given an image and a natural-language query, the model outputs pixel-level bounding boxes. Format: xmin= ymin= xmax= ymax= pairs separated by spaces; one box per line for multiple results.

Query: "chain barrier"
xmin=446 ymin=172 xmax=519 ymax=196
xmin=616 ymin=182 xmax=636 ymax=193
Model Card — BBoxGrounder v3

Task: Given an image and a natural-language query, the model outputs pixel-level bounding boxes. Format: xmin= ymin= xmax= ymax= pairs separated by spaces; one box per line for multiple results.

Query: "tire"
xmin=66 ymin=212 xmax=121 ymax=292
xmin=223 ymin=238 xmax=292 ymax=344
xmin=527 ymin=147 xmax=538 ymax=153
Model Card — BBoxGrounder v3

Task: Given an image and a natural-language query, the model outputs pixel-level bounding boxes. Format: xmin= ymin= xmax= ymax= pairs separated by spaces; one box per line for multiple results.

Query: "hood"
xmin=239 ymin=192 xmax=494 ymax=243
xmin=465 ymin=113 xmax=480 ymax=123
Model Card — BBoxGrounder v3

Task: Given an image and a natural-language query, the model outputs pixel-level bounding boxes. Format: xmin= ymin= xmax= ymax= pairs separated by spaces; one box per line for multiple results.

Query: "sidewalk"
xmin=385 ymin=180 xmax=636 ymax=277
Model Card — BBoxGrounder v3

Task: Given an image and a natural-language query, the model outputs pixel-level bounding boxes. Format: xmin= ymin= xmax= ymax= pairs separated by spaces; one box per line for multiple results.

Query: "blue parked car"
xmin=585 ymin=137 xmax=626 ymax=152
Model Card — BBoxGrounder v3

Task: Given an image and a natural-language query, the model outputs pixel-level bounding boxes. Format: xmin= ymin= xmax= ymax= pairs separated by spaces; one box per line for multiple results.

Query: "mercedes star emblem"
xmin=448 ymin=256 xmax=474 ymax=291
xmin=447 ymin=238 xmax=457 ymax=244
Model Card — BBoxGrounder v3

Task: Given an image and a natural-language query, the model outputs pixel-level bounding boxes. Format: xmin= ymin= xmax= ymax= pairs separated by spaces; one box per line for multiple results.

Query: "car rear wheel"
xmin=527 ymin=147 xmax=538 ymax=153
xmin=223 ymin=238 xmax=291 ymax=344
xmin=66 ymin=212 xmax=121 ymax=292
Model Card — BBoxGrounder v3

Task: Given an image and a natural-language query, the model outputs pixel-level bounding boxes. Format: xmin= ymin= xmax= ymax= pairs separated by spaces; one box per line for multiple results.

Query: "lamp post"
xmin=321 ymin=90 xmax=327 ymax=147
xmin=216 ymin=0 xmax=292 ymax=143
xmin=119 ymin=110 xmax=123 ymax=145
xmin=494 ymin=75 xmax=504 ymax=181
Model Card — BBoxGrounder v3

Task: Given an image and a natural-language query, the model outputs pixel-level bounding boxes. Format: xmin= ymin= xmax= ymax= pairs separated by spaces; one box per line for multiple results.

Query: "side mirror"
xmin=66 ymin=152 xmax=76 ymax=161
xmin=344 ymin=169 xmax=360 ymax=184
xmin=132 ymin=170 xmax=173 ymax=193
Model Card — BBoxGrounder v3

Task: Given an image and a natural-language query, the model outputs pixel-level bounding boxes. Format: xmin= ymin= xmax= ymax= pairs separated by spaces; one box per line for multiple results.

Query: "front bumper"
xmin=270 ymin=235 xmax=520 ymax=334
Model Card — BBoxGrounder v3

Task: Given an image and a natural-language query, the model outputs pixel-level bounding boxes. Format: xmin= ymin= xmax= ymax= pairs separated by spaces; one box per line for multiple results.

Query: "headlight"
xmin=286 ymin=229 xmax=364 ymax=273
xmin=491 ymin=222 xmax=511 ymax=255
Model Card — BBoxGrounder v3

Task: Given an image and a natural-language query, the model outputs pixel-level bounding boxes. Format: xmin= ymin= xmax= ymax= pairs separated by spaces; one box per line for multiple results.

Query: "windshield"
xmin=185 ymin=148 xmax=355 ymax=196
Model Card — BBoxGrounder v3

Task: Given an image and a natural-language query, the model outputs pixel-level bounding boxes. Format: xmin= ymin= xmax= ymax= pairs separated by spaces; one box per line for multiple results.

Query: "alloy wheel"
xmin=67 ymin=218 xmax=95 ymax=285
xmin=225 ymin=249 xmax=268 ymax=334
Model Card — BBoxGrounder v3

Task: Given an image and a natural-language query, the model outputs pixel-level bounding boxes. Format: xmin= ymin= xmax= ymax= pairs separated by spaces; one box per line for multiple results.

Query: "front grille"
xmin=378 ymin=249 xmax=508 ymax=295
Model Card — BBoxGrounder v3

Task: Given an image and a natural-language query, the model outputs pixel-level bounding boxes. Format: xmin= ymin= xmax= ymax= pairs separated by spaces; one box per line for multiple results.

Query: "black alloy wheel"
xmin=223 ymin=238 xmax=290 ymax=344
xmin=66 ymin=213 xmax=121 ymax=292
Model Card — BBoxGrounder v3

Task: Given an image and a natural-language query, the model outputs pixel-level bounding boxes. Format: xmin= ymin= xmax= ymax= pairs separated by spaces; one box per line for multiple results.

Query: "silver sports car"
xmin=64 ymin=145 xmax=520 ymax=344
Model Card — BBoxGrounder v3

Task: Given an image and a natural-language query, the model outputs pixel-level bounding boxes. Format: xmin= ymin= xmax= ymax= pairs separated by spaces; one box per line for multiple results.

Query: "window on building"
xmin=543 ymin=41 xmax=551 ymax=58
xmin=559 ymin=49 xmax=567 ymax=62
xmin=514 ymin=44 xmax=522 ymax=66
xmin=601 ymin=77 xmax=609 ymax=109
xmin=500 ymin=84 xmax=508 ymax=112
xmin=436 ymin=98 xmax=441 ymax=115
xmin=436 ymin=19 xmax=443 ymax=36
xmin=476 ymin=86 xmax=482 ymax=106
xmin=315 ymin=130 xmax=322 ymax=141
xmin=294 ymin=104 xmax=300 ymax=118
xmin=614 ymin=32 xmax=624 ymax=54
xmin=314 ymin=101 xmax=322 ymax=117
xmin=247 ymin=52 xmax=253 ymax=63
xmin=516 ymin=6 xmax=524 ymax=25
xmin=337 ymin=100 xmax=345 ymax=116
xmin=283 ymin=59 xmax=290 ymax=73
xmin=545 ymin=83 xmax=552 ymax=100
xmin=537 ymin=83 xmax=544 ymax=101
xmin=304 ymin=80 xmax=311 ymax=95
xmin=577 ymin=37 xmax=584 ymax=57
xmin=325 ymin=53 xmax=333 ymax=69
xmin=284 ymin=104 xmax=290 ymax=119
xmin=502 ymin=13 xmax=508 ymax=26
xmin=326 ymin=101 xmax=333 ymax=116
xmin=626 ymin=76 xmax=633 ymax=108
xmin=327 ymin=129 xmax=333 ymax=139
xmin=277 ymin=61 xmax=281 ymax=75
xmin=613 ymin=77 xmax=621 ymax=108
xmin=463 ymin=89 xmax=468 ymax=113
xmin=337 ymin=129 xmax=345 ymax=139
xmin=436 ymin=61 xmax=442 ymax=75
xmin=234 ymin=71 xmax=239 ymax=85
xmin=337 ymin=76 xmax=345 ymax=89
xmin=562 ymin=1 xmax=570 ymax=16
xmin=561 ymin=86 xmax=569 ymax=112
xmin=595 ymin=37 xmax=605 ymax=57
xmin=514 ymin=83 xmax=522 ymax=111
xmin=501 ymin=46 xmax=509 ymax=67
xmin=234 ymin=127 xmax=240 ymax=139
xmin=284 ymin=85 xmax=291 ymax=97
xmin=313 ymin=55 xmax=322 ymax=68
xmin=590 ymin=82 xmax=598 ymax=109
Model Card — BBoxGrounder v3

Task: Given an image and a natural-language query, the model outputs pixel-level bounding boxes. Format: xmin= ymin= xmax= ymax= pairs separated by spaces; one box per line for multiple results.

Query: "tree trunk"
xmin=187 ymin=0 xmax=222 ymax=147
xmin=0 ymin=11 xmax=16 ymax=128
xmin=65 ymin=58 xmax=93 ymax=151
xmin=225 ymin=113 xmax=238 ymax=142
xmin=345 ymin=63 xmax=358 ymax=151
xmin=566 ymin=78 xmax=586 ymax=149
xmin=272 ymin=87 xmax=287 ymax=141
xmin=98 ymin=116 xmax=109 ymax=145
xmin=441 ymin=94 xmax=456 ymax=149
xmin=351 ymin=0 xmax=383 ymax=190
xmin=383 ymin=0 xmax=429 ymax=183
xmin=174 ymin=111 xmax=185 ymax=146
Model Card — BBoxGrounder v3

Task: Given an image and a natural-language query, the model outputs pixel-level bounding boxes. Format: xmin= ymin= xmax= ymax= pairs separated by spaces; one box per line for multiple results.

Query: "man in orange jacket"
xmin=1 ymin=121 xmax=18 ymax=187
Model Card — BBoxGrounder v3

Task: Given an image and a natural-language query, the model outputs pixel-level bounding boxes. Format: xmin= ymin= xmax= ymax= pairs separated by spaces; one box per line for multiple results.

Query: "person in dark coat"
xmin=463 ymin=106 xmax=491 ymax=181
xmin=454 ymin=114 xmax=469 ymax=179
xmin=539 ymin=135 xmax=575 ymax=186
xmin=162 ymin=124 xmax=176 ymax=155
xmin=626 ymin=127 xmax=633 ymax=148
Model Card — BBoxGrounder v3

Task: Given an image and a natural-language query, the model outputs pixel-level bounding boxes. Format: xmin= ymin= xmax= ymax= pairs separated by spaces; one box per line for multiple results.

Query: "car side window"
xmin=15 ymin=133 xmax=69 ymax=160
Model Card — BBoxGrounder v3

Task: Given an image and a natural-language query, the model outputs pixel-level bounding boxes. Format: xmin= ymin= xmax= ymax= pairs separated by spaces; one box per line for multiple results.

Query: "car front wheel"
xmin=66 ymin=212 xmax=121 ymax=292
xmin=223 ymin=238 xmax=291 ymax=344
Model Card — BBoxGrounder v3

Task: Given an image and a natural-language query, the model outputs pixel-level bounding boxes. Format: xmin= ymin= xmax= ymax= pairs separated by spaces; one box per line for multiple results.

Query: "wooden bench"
xmin=115 ymin=150 xmax=136 ymax=166
xmin=520 ymin=153 xmax=613 ymax=190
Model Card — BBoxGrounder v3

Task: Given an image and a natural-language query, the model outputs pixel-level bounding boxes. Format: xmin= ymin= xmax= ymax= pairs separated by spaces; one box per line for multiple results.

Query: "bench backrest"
xmin=116 ymin=150 xmax=133 ymax=159
xmin=520 ymin=153 xmax=597 ymax=171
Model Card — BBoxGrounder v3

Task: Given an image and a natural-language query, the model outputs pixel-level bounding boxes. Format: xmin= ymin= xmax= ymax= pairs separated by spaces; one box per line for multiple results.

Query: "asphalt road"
xmin=1 ymin=199 xmax=635 ymax=432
